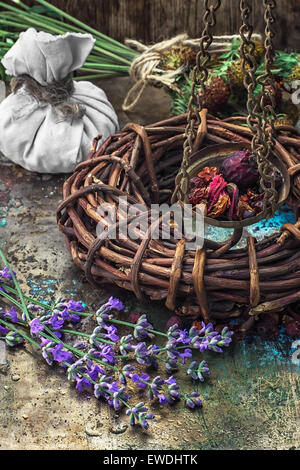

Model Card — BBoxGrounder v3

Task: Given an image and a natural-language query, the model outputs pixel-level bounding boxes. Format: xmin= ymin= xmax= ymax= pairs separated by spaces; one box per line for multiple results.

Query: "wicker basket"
xmin=57 ymin=113 xmax=300 ymax=330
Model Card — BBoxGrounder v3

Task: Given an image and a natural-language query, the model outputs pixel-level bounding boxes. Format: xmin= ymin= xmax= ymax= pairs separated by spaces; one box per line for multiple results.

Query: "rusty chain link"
xmin=240 ymin=0 xmax=278 ymax=217
xmin=172 ymin=0 xmax=221 ymax=204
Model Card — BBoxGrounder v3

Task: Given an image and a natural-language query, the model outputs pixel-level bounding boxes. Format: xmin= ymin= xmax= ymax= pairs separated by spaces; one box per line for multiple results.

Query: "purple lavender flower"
xmin=48 ymin=312 xmax=64 ymax=331
xmin=69 ymin=313 xmax=81 ymax=324
xmin=40 ymin=337 xmax=51 ymax=347
xmin=126 ymin=402 xmax=155 ymax=429
xmin=148 ymin=376 xmax=167 ymax=404
xmin=122 ymin=364 xmax=135 ymax=377
xmin=76 ymin=376 xmax=92 ymax=391
xmin=107 ymin=297 xmax=124 ymax=311
xmin=54 ymin=299 xmax=84 ymax=325
xmin=65 ymin=300 xmax=84 ymax=312
xmin=119 ymin=364 xmax=135 ymax=385
xmin=131 ymin=372 xmax=150 ymax=390
xmin=88 ymin=364 xmax=104 ymax=382
xmin=97 ymin=344 xmax=115 ymax=365
xmin=184 ymin=391 xmax=202 ymax=409
xmin=67 ymin=358 xmax=85 ymax=381
xmin=179 ymin=348 xmax=192 ymax=364
xmin=27 ymin=304 xmax=43 ymax=313
xmin=165 ymin=376 xmax=180 ymax=403
xmin=96 ymin=297 xmax=124 ymax=318
xmin=165 ymin=340 xmax=180 ymax=371
xmin=167 ymin=323 xmax=180 ymax=338
xmin=133 ymin=314 xmax=154 ymax=340
xmin=50 ymin=343 xmax=74 ymax=364
xmin=5 ymin=331 xmax=24 ymax=347
xmin=167 ymin=324 xmax=190 ymax=345
xmin=73 ymin=341 xmax=88 ymax=351
xmin=0 ymin=325 xmax=8 ymax=336
xmin=4 ymin=307 xmax=19 ymax=323
xmin=187 ymin=360 xmax=210 ymax=382
xmin=42 ymin=341 xmax=56 ymax=365
xmin=94 ymin=375 xmax=113 ymax=400
xmin=29 ymin=317 xmax=45 ymax=336
xmin=188 ymin=322 xmax=232 ymax=353
xmin=119 ymin=335 xmax=135 ymax=356
xmin=0 ymin=267 xmax=16 ymax=281
xmin=96 ymin=312 xmax=110 ymax=328
xmin=98 ymin=325 xmax=119 ymax=343
xmin=165 ymin=358 xmax=178 ymax=373
xmin=90 ymin=325 xmax=119 ymax=348
xmin=134 ymin=342 xmax=159 ymax=369
xmin=108 ymin=386 xmax=131 ymax=410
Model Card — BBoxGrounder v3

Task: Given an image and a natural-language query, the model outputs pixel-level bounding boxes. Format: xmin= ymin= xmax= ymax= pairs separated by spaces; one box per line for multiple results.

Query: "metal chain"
xmin=257 ymin=0 xmax=278 ymax=215
xmin=239 ymin=0 xmax=278 ymax=217
xmin=172 ymin=0 xmax=221 ymax=204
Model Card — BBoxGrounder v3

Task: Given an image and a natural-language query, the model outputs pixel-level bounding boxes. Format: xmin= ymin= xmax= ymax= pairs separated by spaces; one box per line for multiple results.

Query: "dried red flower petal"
xmin=237 ymin=197 xmax=256 ymax=220
xmin=227 ymin=183 xmax=239 ymax=220
xmin=245 ymin=189 xmax=265 ymax=214
xmin=208 ymin=191 xmax=231 ymax=218
xmin=207 ymin=174 xmax=228 ymax=211
xmin=188 ymin=186 xmax=209 ymax=205
xmin=190 ymin=166 xmax=218 ymax=188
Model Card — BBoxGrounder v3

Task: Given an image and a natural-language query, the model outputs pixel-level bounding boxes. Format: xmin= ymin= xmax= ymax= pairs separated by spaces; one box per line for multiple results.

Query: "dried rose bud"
xmin=220 ymin=150 xmax=259 ymax=189
xmin=286 ymin=320 xmax=300 ymax=338
xmin=166 ymin=315 xmax=183 ymax=331
xmin=128 ymin=311 xmax=142 ymax=324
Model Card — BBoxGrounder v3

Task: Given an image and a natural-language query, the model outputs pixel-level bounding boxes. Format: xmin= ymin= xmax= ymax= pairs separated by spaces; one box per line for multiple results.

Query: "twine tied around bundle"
xmin=122 ymin=32 xmax=262 ymax=112
xmin=10 ymin=74 xmax=85 ymax=121
xmin=122 ymin=34 xmax=189 ymax=112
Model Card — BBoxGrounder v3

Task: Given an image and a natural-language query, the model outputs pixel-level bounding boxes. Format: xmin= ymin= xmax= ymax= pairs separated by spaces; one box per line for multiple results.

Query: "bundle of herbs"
xmin=170 ymin=38 xmax=300 ymax=126
xmin=0 ymin=0 xmax=138 ymax=83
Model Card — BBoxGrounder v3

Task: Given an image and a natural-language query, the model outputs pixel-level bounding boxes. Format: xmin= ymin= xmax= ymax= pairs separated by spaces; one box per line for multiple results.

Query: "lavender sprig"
xmin=0 ymin=249 xmax=234 ymax=430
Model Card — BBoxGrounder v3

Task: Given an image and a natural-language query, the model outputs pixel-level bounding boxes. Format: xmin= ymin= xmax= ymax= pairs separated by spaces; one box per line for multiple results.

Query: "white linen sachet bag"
xmin=0 ymin=28 xmax=119 ymax=173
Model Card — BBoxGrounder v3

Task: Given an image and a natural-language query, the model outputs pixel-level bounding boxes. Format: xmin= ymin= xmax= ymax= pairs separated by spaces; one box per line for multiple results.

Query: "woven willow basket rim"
xmin=57 ymin=113 xmax=300 ymax=328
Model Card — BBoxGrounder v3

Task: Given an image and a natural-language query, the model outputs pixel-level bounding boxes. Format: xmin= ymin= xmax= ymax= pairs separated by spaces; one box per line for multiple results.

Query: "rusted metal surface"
xmin=0 ymin=77 xmax=299 ymax=450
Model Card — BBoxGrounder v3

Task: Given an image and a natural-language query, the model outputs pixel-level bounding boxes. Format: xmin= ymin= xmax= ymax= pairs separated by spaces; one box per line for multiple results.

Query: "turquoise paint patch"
xmin=204 ymin=205 xmax=295 ymax=246
xmin=26 ymin=274 xmax=57 ymax=301
xmin=241 ymin=328 xmax=300 ymax=369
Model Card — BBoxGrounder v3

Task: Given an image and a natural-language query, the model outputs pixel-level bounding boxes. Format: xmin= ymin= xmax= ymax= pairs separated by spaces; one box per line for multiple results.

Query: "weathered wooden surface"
xmin=0 ymin=77 xmax=299 ymax=450
xmin=20 ymin=0 xmax=300 ymax=51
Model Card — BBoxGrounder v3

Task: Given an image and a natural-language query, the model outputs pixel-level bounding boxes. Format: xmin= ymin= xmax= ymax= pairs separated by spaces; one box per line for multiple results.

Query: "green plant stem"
xmin=60 ymin=328 xmax=114 ymax=346
xmin=0 ymin=249 xmax=30 ymax=322
xmin=74 ymin=73 xmax=120 ymax=81
xmin=11 ymin=0 xmax=30 ymax=10
xmin=0 ymin=283 xmax=170 ymax=340
xmin=0 ymin=287 xmax=24 ymax=309
xmin=109 ymin=318 xmax=168 ymax=338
